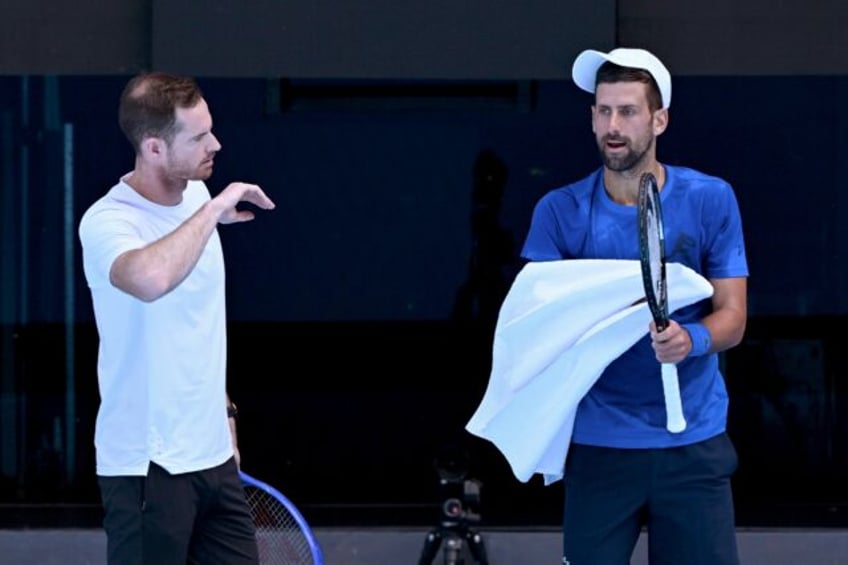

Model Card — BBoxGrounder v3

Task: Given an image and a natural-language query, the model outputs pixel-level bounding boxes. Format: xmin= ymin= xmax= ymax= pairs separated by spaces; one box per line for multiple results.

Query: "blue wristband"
xmin=682 ymin=322 xmax=712 ymax=357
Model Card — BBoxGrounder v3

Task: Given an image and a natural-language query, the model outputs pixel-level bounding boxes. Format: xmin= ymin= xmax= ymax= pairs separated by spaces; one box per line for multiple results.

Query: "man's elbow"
xmin=110 ymin=271 xmax=172 ymax=303
xmin=727 ymin=315 xmax=747 ymax=349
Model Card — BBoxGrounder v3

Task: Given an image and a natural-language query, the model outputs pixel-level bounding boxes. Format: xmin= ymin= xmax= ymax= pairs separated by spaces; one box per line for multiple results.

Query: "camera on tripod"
xmin=418 ymin=444 xmax=489 ymax=565
xmin=438 ymin=469 xmax=482 ymax=528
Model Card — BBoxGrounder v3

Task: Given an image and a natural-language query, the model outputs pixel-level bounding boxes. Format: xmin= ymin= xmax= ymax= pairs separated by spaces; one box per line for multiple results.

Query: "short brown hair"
xmin=118 ymin=72 xmax=204 ymax=152
xmin=596 ymin=61 xmax=663 ymax=112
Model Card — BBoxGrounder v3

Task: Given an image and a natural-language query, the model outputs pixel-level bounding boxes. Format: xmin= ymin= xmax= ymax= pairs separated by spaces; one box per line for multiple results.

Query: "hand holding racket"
xmin=637 ymin=172 xmax=686 ymax=433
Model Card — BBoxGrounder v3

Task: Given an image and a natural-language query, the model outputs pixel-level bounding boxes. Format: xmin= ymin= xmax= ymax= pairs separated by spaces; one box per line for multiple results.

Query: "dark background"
xmin=2 ymin=0 xmax=848 ymax=530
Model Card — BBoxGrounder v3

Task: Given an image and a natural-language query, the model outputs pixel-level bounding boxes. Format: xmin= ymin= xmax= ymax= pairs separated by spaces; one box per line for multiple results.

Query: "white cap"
xmin=571 ymin=47 xmax=671 ymax=109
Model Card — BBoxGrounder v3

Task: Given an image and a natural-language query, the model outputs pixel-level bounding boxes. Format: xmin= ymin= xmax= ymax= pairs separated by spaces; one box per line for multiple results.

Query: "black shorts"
xmin=562 ymin=432 xmax=740 ymax=565
xmin=98 ymin=456 xmax=258 ymax=565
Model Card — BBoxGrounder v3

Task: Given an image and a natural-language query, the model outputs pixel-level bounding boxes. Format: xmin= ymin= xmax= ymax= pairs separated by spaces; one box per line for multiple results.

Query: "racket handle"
xmin=661 ymin=363 xmax=687 ymax=433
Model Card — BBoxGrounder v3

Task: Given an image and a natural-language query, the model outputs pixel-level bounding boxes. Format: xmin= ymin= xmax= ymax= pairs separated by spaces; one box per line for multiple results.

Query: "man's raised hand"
xmin=215 ymin=182 xmax=276 ymax=224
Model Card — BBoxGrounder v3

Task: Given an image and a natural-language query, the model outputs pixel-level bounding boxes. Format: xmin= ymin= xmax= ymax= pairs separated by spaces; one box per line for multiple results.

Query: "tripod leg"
xmin=464 ymin=529 xmax=490 ymax=565
xmin=418 ymin=529 xmax=443 ymax=565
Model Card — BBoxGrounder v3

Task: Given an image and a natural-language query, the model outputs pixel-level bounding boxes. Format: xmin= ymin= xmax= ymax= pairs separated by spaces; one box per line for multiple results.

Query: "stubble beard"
xmin=167 ymin=153 xmax=213 ymax=182
xmin=598 ymin=136 xmax=653 ymax=173
xmin=195 ymin=165 xmax=213 ymax=181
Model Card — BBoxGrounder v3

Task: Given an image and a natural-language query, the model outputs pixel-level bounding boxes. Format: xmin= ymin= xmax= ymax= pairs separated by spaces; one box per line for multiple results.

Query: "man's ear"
xmin=590 ymin=105 xmax=597 ymax=135
xmin=139 ymin=136 xmax=166 ymax=160
xmin=653 ymin=108 xmax=669 ymax=136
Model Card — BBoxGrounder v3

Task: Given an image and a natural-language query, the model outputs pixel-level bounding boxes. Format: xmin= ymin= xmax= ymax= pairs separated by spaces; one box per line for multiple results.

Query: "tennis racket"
xmin=240 ymin=470 xmax=325 ymax=565
xmin=637 ymin=172 xmax=686 ymax=433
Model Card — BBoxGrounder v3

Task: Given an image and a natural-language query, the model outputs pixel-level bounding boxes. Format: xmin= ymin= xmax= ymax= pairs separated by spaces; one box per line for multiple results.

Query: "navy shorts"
xmin=562 ymin=432 xmax=740 ymax=565
xmin=98 ymin=456 xmax=259 ymax=565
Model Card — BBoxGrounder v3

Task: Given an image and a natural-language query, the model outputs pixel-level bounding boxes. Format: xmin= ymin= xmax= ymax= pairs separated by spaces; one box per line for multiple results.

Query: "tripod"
xmin=421 ymin=446 xmax=489 ymax=564
xmin=417 ymin=517 xmax=489 ymax=565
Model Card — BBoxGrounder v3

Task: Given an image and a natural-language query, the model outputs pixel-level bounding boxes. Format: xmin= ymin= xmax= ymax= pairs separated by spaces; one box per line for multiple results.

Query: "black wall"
xmin=5 ymin=0 xmax=848 ymax=77
xmin=0 ymin=1 xmax=614 ymax=78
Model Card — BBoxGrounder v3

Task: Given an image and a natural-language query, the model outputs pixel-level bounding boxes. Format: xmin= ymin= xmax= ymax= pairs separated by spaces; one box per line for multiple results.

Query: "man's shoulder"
xmin=667 ymin=164 xmax=731 ymax=189
xmin=539 ymin=168 xmax=601 ymax=204
xmin=80 ymin=181 xmax=130 ymax=222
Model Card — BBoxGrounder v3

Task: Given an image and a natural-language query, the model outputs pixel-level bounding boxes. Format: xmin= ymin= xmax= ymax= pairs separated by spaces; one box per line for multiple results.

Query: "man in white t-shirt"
xmin=79 ymin=72 xmax=275 ymax=565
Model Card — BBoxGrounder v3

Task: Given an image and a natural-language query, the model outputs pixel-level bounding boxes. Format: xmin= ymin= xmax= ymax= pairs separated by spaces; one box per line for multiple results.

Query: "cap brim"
xmin=571 ymin=50 xmax=608 ymax=95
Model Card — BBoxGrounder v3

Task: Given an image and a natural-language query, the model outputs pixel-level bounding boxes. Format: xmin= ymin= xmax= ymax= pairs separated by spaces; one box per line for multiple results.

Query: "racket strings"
xmin=638 ymin=174 xmax=669 ymax=329
xmin=644 ymin=205 xmax=665 ymax=300
xmin=244 ymin=486 xmax=316 ymax=564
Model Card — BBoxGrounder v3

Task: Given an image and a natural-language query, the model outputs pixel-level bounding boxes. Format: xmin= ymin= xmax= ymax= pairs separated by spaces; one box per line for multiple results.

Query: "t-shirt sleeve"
xmin=522 ymin=188 xmax=588 ymax=262
xmin=78 ymin=206 xmax=146 ymax=289
xmin=704 ymin=182 xmax=748 ymax=279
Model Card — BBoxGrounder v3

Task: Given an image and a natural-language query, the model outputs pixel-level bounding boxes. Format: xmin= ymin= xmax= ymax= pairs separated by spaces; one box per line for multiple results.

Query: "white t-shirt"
xmin=79 ymin=176 xmax=232 ymax=476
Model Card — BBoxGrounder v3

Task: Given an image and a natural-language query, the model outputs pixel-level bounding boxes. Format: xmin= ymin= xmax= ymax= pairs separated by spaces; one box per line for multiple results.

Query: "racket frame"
xmin=637 ymin=172 xmax=687 ymax=434
xmin=637 ymin=172 xmax=670 ymax=330
xmin=240 ymin=470 xmax=325 ymax=565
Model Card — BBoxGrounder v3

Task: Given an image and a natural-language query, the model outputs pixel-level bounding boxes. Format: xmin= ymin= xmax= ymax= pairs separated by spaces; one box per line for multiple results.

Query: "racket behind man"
xmin=240 ymin=470 xmax=325 ymax=564
xmin=637 ymin=172 xmax=686 ymax=433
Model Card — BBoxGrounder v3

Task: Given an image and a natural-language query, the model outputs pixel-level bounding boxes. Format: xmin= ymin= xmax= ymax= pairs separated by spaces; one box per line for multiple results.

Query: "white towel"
xmin=465 ymin=259 xmax=714 ymax=485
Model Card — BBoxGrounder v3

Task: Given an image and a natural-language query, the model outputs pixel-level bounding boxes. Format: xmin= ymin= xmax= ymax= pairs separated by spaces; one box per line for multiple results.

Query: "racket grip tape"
xmin=661 ymin=363 xmax=687 ymax=433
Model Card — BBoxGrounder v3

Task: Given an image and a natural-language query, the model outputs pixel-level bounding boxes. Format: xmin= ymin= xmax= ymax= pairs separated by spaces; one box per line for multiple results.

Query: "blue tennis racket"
xmin=240 ymin=470 xmax=325 ymax=565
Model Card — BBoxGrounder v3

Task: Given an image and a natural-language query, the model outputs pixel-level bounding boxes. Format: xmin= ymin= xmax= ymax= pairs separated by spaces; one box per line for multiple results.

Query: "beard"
xmin=597 ymin=135 xmax=653 ymax=173
xmin=166 ymin=152 xmax=214 ymax=182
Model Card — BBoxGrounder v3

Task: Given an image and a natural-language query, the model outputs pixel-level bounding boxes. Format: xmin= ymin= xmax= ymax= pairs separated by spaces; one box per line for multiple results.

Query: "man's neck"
xmin=603 ymin=162 xmax=665 ymax=206
xmin=124 ymin=165 xmax=188 ymax=206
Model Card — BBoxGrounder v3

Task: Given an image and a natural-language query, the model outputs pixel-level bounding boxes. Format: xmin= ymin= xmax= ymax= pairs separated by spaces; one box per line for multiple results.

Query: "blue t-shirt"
xmin=521 ymin=164 xmax=749 ymax=448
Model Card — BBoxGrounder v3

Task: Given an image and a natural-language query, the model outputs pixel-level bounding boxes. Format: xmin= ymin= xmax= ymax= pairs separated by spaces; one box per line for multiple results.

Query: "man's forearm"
xmin=110 ymin=200 xmax=222 ymax=301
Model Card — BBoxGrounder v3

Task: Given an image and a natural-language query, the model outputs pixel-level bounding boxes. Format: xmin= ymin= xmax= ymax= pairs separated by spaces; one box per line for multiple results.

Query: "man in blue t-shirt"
xmin=522 ymin=48 xmax=748 ymax=564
